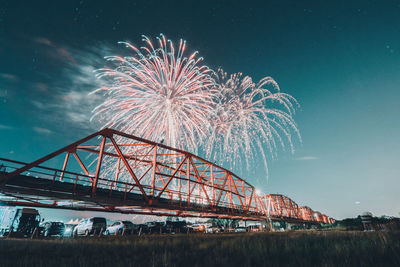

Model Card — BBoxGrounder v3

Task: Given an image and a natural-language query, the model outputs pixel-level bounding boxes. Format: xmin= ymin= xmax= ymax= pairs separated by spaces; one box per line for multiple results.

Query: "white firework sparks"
xmin=91 ymin=34 xmax=216 ymax=153
xmin=205 ymin=69 xmax=301 ymax=177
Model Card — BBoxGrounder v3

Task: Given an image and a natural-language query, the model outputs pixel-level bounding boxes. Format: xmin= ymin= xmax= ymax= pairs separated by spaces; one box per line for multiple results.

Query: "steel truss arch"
xmin=0 ymin=128 xmax=333 ymax=224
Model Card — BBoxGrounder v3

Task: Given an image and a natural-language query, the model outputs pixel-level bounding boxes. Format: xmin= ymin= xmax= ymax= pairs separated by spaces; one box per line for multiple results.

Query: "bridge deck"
xmin=1 ymin=172 xmax=259 ymax=220
xmin=0 ymin=172 xmax=315 ymax=224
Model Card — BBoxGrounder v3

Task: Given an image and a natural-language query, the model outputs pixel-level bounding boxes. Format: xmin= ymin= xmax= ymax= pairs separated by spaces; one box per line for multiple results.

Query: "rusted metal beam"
xmin=92 ymin=136 xmax=106 ymax=195
xmin=109 ymin=135 xmax=149 ymax=203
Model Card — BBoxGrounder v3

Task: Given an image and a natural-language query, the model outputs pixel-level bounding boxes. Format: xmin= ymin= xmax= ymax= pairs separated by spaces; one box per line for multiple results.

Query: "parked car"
xmin=205 ymin=226 xmax=222 ymax=234
xmin=135 ymin=224 xmax=149 ymax=234
xmin=189 ymin=224 xmax=206 ymax=232
xmin=73 ymin=217 xmax=106 ymax=236
xmin=247 ymin=225 xmax=261 ymax=232
xmin=40 ymin=221 xmax=65 ymax=237
xmin=164 ymin=220 xmax=187 ymax=234
xmin=63 ymin=223 xmax=77 ymax=237
xmin=105 ymin=221 xmax=135 ymax=235
xmin=234 ymin=226 xmax=247 ymax=233
xmin=0 ymin=207 xmax=41 ymax=237
xmin=146 ymin=221 xmax=165 ymax=234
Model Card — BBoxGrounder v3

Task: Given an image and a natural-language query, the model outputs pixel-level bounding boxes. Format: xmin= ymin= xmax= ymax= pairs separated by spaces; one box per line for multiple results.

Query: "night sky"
xmin=1 ymin=0 xmax=400 ymax=220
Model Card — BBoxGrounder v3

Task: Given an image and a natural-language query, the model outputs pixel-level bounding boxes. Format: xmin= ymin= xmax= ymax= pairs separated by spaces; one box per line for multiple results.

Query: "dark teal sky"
xmin=1 ymin=0 xmax=400 ymax=220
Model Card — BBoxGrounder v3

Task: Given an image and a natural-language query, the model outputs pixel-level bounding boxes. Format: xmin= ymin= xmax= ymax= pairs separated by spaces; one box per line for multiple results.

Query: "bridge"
xmin=0 ymin=128 xmax=334 ymax=225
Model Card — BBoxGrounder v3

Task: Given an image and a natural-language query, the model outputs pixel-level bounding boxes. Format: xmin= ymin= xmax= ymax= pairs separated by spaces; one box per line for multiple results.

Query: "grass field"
xmin=0 ymin=231 xmax=399 ymax=267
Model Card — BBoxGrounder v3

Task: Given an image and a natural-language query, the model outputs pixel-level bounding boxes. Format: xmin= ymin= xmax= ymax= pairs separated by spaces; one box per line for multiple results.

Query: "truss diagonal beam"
xmin=1 ymin=130 xmax=104 ymax=184
xmin=109 ymin=135 xmax=149 ymax=203
xmin=156 ymin=156 xmax=187 ymax=199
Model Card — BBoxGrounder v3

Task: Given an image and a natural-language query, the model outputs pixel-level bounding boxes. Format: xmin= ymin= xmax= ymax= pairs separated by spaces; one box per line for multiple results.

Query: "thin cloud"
xmin=66 ymin=111 xmax=89 ymax=124
xmin=34 ymin=37 xmax=53 ymax=46
xmin=0 ymin=89 xmax=7 ymax=98
xmin=26 ymin=41 xmax=113 ymax=132
xmin=296 ymin=156 xmax=318 ymax=161
xmin=34 ymin=82 xmax=48 ymax=93
xmin=50 ymin=44 xmax=111 ymax=130
xmin=0 ymin=124 xmax=13 ymax=130
xmin=33 ymin=127 xmax=53 ymax=135
xmin=31 ymin=100 xmax=45 ymax=109
xmin=0 ymin=73 xmax=18 ymax=82
xmin=33 ymin=37 xmax=76 ymax=63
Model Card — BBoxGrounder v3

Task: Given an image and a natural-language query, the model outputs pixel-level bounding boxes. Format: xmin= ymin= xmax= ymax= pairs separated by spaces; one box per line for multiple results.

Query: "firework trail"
xmin=205 ymin=69 xmax=301 ymax=177
xmin=91 ymin=34 xmax=216 ymax=153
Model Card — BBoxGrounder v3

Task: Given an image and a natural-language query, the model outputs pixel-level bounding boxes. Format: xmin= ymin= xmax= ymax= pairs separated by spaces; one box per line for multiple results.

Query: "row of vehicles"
xmin=72 ymin=218 xmax=190 ymax=236
xmin=68 ymin=220 xmax=259 ymax=236
xmin=0 ymin=207 xmax=259 ymax=238
xmin=0 ymin=207 xmax=191 ymax=237
xmin=53 ymin=218 xmax=190 ymax=237
xmin=36 ymin=218 xmax=136 ymax=237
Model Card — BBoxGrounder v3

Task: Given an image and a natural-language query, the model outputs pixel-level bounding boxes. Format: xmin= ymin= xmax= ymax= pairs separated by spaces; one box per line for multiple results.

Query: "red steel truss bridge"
xmin=0 ymin=128 xmax=334 ymax=224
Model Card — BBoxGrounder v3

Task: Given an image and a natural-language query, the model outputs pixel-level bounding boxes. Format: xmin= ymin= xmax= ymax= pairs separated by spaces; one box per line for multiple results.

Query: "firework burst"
xmin=91 ymin=34 xmax=216 ymax=152
xmin=91 ymin=34 xmax=300 ymax=183
xmin=205 ymin=69 xmax=301 ymax=177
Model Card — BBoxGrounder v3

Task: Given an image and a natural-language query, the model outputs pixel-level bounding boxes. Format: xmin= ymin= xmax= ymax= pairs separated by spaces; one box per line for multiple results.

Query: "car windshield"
xmin=122 ymin=221 xmax=134 ymax=226
xmin=52 ymin=222 xmax=64 ymax=226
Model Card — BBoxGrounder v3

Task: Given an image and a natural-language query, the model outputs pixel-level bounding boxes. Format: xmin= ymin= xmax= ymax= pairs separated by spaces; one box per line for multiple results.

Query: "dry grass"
xmin=0 ymin=231 xmax=399 ymax=267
